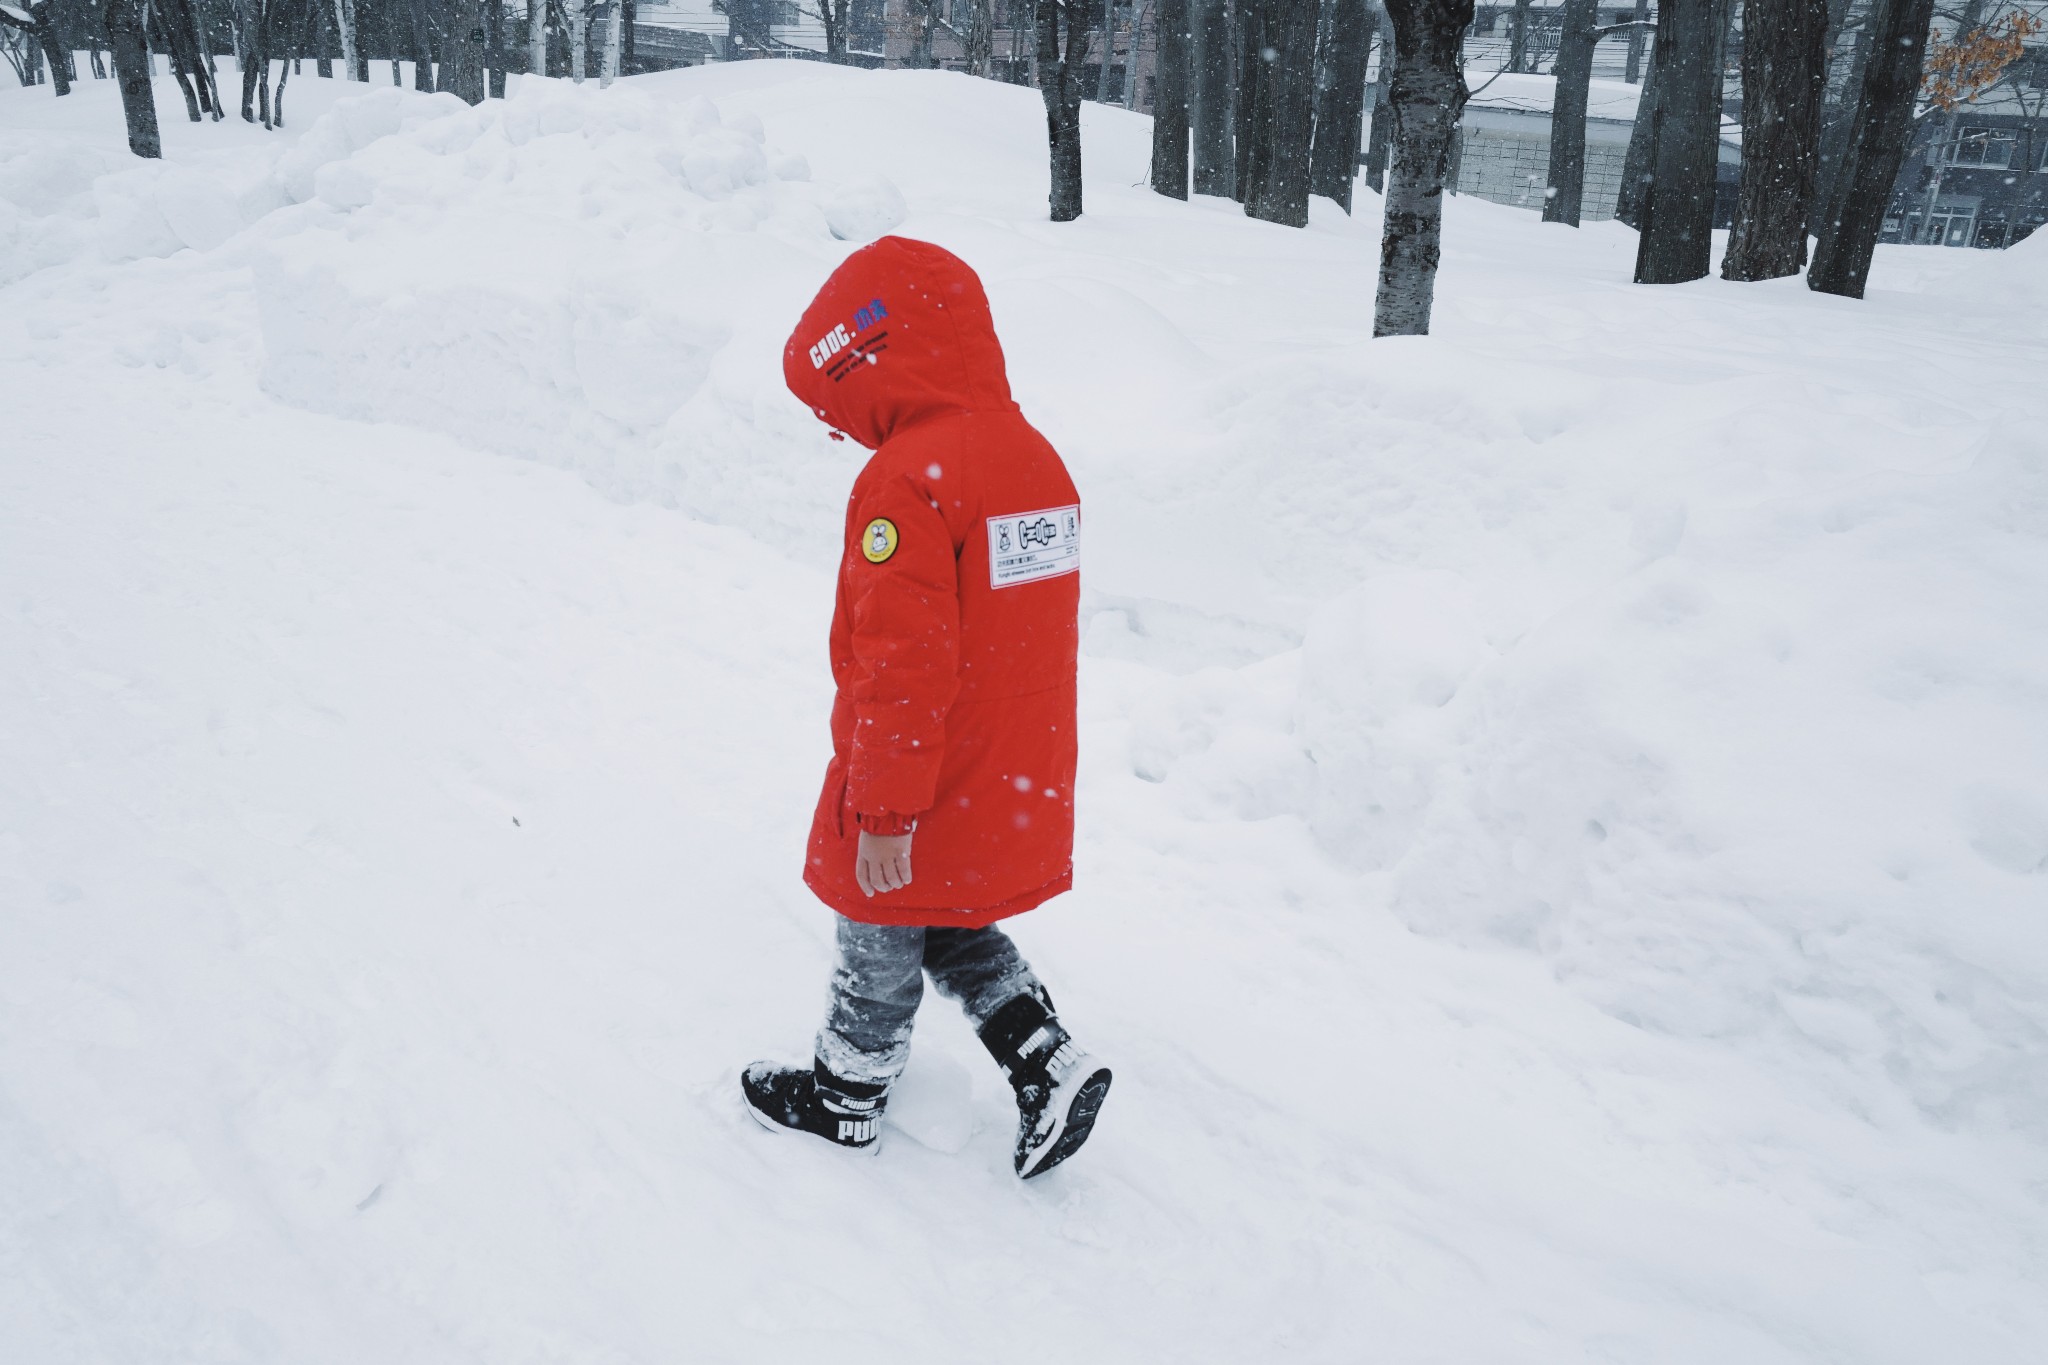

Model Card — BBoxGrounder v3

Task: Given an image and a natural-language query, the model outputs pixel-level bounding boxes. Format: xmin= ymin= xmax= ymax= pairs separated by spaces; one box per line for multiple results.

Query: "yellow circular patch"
xmin=861 ymin=517 xmax=899 ymax=564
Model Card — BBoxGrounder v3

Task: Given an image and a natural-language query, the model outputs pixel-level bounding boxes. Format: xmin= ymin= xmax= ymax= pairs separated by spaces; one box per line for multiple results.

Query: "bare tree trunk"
xmin=964 ymin=0 xmax=992 ymax=73
xmin=1809 ymin=0 xmax=1936 ymax=297
xmin=104 ymin=0 xmax=161 ymax=155
xmin=1615 ymin=30 xmax=1656 ymax=224
xmin=1363 ymin=5 xmax=1392 ymax=189
xmin=407 ymin=0 xmax=435 ymax=89
xmin=1190 ymin=0 xmax=1233 ymax=194
xmin=332 ymin=0 xmax=356 ymax=76
xmin=1151 ymin=0 xmax=1190 ymax=195
xmin=1543 ymin=0 xmax=1596 ymax=224
xmin=1721 ymin=0 xmax=1828 ymax=279
xmin=441 ymin=0 xmax=485 ymax=100
xmin=1374 ymin=0 xmax=1471 ymax=337
xmin=1624 ymin=0 xmax=1646 ymax=81
xmin=529 ymin=0 xmax=545 ymax=74
xmin=1037 ymin=0 xmax=1088 ymax=220
xmin=601 ymin=0 xmax=621 ymax=84
xmin=489 ymin=0 xmax=505 ymax=93
xmin=1 ymin=3 xmax=76 ymax=95
xmin=1097 ymin=0 xmax=1116 ymax=101
xmin=1507 ymin=0 xmax=1530 ymax=71
xmin=1309 ymin=0 xmax=1372 ymax=211
xmin=160 ymin=0 xmax=223 ymax=118
xmin=1124 ymin=0 xmax=1147 ymax=106
xmin=568 ymin=0 xmax=586 ymax=80
xmin=1633 ymin=0 xmax=1725 ymax=284
xmin=1241 ymin=0 xmax=1318 ymax=226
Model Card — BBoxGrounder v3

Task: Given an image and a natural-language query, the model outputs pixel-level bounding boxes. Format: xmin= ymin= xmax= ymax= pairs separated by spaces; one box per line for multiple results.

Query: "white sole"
xmin=1018 ymin=1054 xmax=1112 ymax=1180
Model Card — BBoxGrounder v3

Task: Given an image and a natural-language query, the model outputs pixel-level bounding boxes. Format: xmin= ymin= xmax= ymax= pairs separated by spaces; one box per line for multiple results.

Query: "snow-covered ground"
xmin=4 ymin=66 xmax=2046 ymax=1364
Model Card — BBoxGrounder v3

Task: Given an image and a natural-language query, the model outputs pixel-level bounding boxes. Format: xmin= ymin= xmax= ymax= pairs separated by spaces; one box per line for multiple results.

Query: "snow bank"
xmin=6 ymin=61 xmax=2048 ymax=1365
xmin=1298 ymin=442 xmax=2048 ymax=1130
xmin=253 ymin=80 xmax=898 ymax=528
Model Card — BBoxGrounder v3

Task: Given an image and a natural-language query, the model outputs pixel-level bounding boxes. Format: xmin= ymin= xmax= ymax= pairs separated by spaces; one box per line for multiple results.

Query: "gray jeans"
xmin=815 ymin=917 xmax=1047 ymax=1088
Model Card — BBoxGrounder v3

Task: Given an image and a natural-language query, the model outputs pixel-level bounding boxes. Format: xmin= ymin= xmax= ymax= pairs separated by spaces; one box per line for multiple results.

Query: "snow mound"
xmin=0 ymin=128 xmax=285 ymax=281
xmin=255 ymin=81 xmax=861 ymax=506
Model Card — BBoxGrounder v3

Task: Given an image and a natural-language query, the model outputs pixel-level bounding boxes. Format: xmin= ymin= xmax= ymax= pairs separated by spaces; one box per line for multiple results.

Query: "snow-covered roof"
xmin=1464 ymin=68 xmax=1741 ymax=141
xmin=1465 ymin=71 xmax=1646 ymax=122
xmin=636 ymin=0 xmax=827 ymax=51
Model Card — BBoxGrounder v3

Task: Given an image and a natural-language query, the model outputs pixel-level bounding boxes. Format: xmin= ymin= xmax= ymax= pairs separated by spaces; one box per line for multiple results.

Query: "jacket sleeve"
xmin=844 ymin=473 xmax=960 ymax=823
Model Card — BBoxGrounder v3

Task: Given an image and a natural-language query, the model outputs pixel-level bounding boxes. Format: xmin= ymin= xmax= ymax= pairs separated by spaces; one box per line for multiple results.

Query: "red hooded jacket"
xmin=784 ymin=237 xmax=1080 ymax=928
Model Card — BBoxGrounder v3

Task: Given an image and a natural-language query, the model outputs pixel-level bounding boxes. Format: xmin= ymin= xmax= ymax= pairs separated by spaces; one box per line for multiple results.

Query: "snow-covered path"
xmin=5 ymin=67 xmax=2046 ymax=1364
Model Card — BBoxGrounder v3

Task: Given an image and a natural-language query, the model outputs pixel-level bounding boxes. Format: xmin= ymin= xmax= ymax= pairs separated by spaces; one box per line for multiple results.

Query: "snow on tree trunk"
xmin=1808 ymin=0 xmax=1938 ymax=298
xmin=1190 ymin=0 xmax=1233 ymax=195
xmin=1036 ymin=0 xmax=1088 ymax=221
xmin=1542 ymin=0 xmax=1596 ymax=226
xmin=1720 ymin=0 xmax=1828 ymax=281
xmin=1151 ymin=0 xmax=1190 ymax=197
xmin=1373 ymin=0 xmax=1470 ymax=337
xmin=1309 ymin=0 xmax=1372 ymax=213
xmin=332 ymin=0 xmax=356 ymax=78
xmin=601 ymin=0 xmax=622 ymax=86
xmin=103 ymin=0 xmax=159 ymax=156
xmin=1632 ymin=0 xmax=1727 ymax=285
xmin=1239 ymin=0 xmax=1318 ymax=228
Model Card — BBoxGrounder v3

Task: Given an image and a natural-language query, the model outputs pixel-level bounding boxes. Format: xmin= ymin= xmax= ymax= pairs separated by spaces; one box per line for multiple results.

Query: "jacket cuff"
xmin=855 ymin=809 xmax=918 ymax=837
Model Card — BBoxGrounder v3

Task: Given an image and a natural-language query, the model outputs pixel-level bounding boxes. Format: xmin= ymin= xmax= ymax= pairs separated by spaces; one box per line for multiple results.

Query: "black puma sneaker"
xmin=979 ymin=993 xmax=1112 ymax=1179
xmin=741 ymin=1059 xmax=887 ymax=1153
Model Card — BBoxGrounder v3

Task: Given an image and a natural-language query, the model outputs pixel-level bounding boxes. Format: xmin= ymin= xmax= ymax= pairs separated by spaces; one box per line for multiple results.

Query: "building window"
xmin=1948 ymin=126 xmax=2015 ymax=168
xmin=1903 ymin=201 xmax=1980 ymax=247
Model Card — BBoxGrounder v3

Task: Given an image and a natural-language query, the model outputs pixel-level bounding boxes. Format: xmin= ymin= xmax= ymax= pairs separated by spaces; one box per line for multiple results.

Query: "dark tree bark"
xmin=158 ymin=0 xmax=222 ymax=120
xmin=1615 ymin=30 xmax=1657 ymax=225
xmin=1811 ymin=0 xmax=1865 ymax=218
xmin=820 ymin=0 xmax=849 ymax=61
xmin=1720 ymin=0 xmax=1828 ymax=279
xmin=1507 ymin=0 xmax=1530 ymax=70
xmin=0 ymin=1 xmax=75 ymax=95
xmin=1232 ymin=2 xmax=1252 ymax=199
xmin=487 ymin=0 xmax=504 ymax=96
xmin=1189 ymin=0 xmax=1233 ymax=195
xmin=440 ymin=0 xmax=484 ymax=101
xmin=1625 ymin=0 xmax=1647 ymax=81
xmin=1633 ymin=0 xmax=1726 ymax=284
xmin=1808 ymin=0 xmax=1937 ymax=298
xmin=1543 ymin=0 xmax=1597 ymax=225
xmin=1151 ymin=0 xmax=1190 ymax=197
xmin=1374 ymin=0 xmax=1472 ymax=337
xmin=406 ymin=0 xmax=434 ymax=89
xmin=1309 ymin=0 xmax=1372 ymax=211
xmin=103 ymin=0 xmax=160 ymax=156
xmin=1240 ymin=0 xmax=1320 ymax=226
xmin=1363 ymin=5 xmax=1391 ymax=190
xmin=1036 ymin=0 xmax=1089 ymax=221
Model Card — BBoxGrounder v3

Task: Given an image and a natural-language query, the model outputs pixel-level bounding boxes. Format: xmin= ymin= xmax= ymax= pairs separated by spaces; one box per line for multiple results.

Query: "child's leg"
xmin=921 ymin=925 xmax=1049 ymax=1029
xmin=814 ymin=917 xmax=929 ymax=1089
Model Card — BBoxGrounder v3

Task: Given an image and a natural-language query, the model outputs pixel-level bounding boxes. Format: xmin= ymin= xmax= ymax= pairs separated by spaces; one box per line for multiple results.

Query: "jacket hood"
xmin=783 ymin=236 xmax=1014 ymax=450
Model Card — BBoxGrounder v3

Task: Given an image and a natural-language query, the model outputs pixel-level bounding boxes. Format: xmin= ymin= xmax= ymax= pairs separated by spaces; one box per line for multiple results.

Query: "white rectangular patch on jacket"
xmin=987 ymin=505 xmax=1080 ymax=588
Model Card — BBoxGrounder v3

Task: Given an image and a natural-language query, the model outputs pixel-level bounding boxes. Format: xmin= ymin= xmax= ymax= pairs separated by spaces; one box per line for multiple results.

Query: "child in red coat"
xmin=742 ymin=237 xmax=1111 ymax=1179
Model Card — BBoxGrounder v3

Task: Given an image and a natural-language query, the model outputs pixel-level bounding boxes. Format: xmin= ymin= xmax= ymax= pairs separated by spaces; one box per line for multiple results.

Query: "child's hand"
xmin=855 ymin=831 xmax=914 ymax=897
